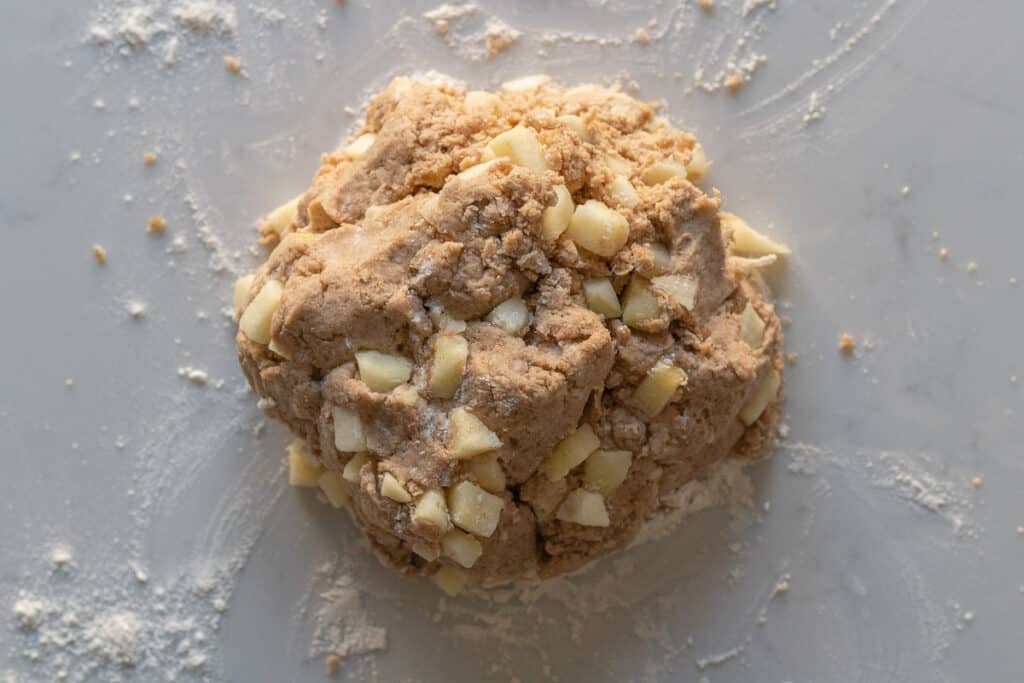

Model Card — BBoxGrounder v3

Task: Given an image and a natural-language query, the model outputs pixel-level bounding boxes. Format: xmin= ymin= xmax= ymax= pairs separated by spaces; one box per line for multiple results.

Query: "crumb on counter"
xmin=148 ymin=216 xmax=167 ymax=235
xmin=325 ymin=654 xmax=341 ymax=676
xmin=723 ymin=73 xmax=744 ymax=93
xmin=939 ymin=247 xmax=949 ymax=260
xmin=92 ymin=244 xmax=107 ymax=265
xmin=971 ymin=476 xmax=983 ymax=489
xmin=634 ymin=28 xmax=650 ymax=46
xmin=143 ymin=152 xmax=158 ymax=166
xmin=224 ymin=55 xmax=242 ymax=74
xmin=785 ymin=352 xmax=799 ymax=365
xmin=838 ymin=333 xmax=856 ymax=354
xmin=699 ymin=0 xmax=715 ymax=13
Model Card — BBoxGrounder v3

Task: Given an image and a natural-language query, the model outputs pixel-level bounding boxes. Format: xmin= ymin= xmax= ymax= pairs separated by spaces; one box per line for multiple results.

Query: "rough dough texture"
xmin=237 ymin=77 xmax=785 ymax=588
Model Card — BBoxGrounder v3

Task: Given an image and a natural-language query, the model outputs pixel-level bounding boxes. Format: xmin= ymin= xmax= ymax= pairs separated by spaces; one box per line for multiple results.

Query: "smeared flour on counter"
xmin=88 ymin=1 xmax=238 ymax=50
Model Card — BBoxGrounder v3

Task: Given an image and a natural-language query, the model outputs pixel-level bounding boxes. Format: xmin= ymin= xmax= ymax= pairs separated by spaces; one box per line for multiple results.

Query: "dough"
xmin=236 ymin=77 xmax=785 ymax=589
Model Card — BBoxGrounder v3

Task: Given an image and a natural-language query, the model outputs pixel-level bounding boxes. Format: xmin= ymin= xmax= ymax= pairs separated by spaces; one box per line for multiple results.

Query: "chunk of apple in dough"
xmin=441 ymin=529 xmax=483 ymax=568
xmin=233 ymin=273 xmax=254 ymax=314
xmin=651 ymin=274 xmax=697 ymax=311
xmin=582 ymin=450 xmax=632 ymax=496
xmin=342 ymin=452 xmax=371 ymax=484
xmin=412 ymin=489 xmax=452 ymax=534
xmin=542 ymin=424 xmax=601 ymax=480
xmin=556 ymin=114 xmax=587 ymax=136
xmin=556 ymin=489 xmax=610 ymax=527
xmin=721 ymin=212 xmax=790 ymax=257
xmin=566 ymin=200 xmax=630 ymax=258
xmin=487 ymin=126 xmax=549 ymax=173
xmin=738 ymin=368 xmax=781 ymax=426
xmin=621 ymin=276 xmax=660 ymax=328
xmin=447 ymin=481 xmax=504 ymax=538
xmin=261 ymin=196 xmax=301 ymax=239
xmin=238 ymin=279 xmax=283 ymax=344
xmin=464 ymin=90 xmax=502 ymax=116
xmin=342 ymin=133 xmax=376 ymax=160
xmin=432 ymin=566 xmax=469 ymax=595
xmin=641 ymin=159 xmax=688 ymax=185
xmin=429 ymin=334 xmax=469 ymax=399
xmin=355 ymin=350 xmax=413 ymax=393
xmin=583 ymin=278 xmax=622 ymax=318
xmin=542 ymin=184 xmax=574 ymax=241
xmin=380 ymin=472 xmax=412 ymax=503
xmin=317 ymin=471 xmax=349 ymax=508
xmin=486 ymin=298 xmax=530 ymax=335
xmin=466 ymin=453 xmax=506 ymax=493
xmin=447 ymin=407 xmax=502 ymax=459
xmin=287 ymin=439 xmax=323 ymax=487
xmin=332 ymin=405 xmax=366 ymax=453
xmin=634 ymin=362 xmax=687 ymax=418
xmin=739 ymin=302 xmax=766 ymax=348
xmin=609 ymin=175 xmax=640 ymax=209
xmin=686 ymin=143 xmax=710 ymax=180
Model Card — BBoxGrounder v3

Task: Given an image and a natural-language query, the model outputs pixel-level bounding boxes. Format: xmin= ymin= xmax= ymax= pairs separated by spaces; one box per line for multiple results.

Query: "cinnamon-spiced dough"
xmin=236 ymin=76 xmax=787 ymax=591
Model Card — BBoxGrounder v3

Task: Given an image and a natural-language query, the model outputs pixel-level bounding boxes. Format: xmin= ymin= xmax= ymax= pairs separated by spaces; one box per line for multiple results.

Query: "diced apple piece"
xmin=391 ymin=384 xmax=420 ymax=407
xmin=342 ymin=133 xmax=376 ymax=160
xmin=447 ymin=407 xmax=502 ymax=459
xmin=432 ymin=566 xmax=469 ymax=595
xmin=486 ymin=297 xmax=530 ymax=335
xmin=411 ymin=540 xmax=440 ymax=562
xmin=686 ymin=143 xmax=710 ymax=180
xmin=556 ymin=114 xmax=587 ymax=136
xmin=542 ymin=184 xmax=574 ymax=241
xmin=447 ymin=481 xmax=504 ymax=538
xmin=721 ymin=212 xmax=791 ymax=257
xmin=287 ymin=439 xmax=323 ymax=487
xmin=429 ymin=334 xmax=469 ymax=399
xmin=650 ymin=243 xmax=672 ymax=273
xmin=556 ymin=489 xmax=610 ymax=527
xmin=466 ymin=454 xmax=506 ymax=493
xmin=355 ymin=350 xmax=413 ymax=393
xmin=487 ymin=126 xmax=549 ymax=173
xmin=441 ymin=529 xmax=483 ymax=568
xmin=317 ymin=471 xmax=349 ymax=508
xmin=641 ymin=159 xmax=687 ymax=185
xmin=739 ymin=302 xmax=766 ymax=348
xmin=363 ymin=205 xmax=384 ymax=221
xmin=457 ymin=158 xmax=501 ymax=182
xmin=429 ymin=307 xmax=468 ymax=334
xmin=464 ymin=90 xmax=502 ymax=115
xmin=582 ymin=278 xmax=622 ymax=318
xmin=500 ymin=74 xmax=550 ymax=91
xmin=342 ymin=451 xmax=371 ymax=484
xmin=738 ymin=368 xmax=781 ymax=426
xmin=651 ymin=274 xmax=697 ymax=311
xmin=380 ymin=472 xmax=412 ymax=503
xmin=262 ymin=196 xmax=301 ymax=238
xmin=412 ymin=488 xmax=452 ymax=534
xmin=332 ymin=406 xmax=367 ymax=453
xmin=541 ymin=424 xmax=601 ymax=480
xmin=566 ymin=200 xmax=630 ymax=258
xmin=239 ymin=279 xmax=284 ymax=344
xmin=604 ymin=153 xmax=633 ymax=176
xmin=634 ymin=362 xmax=687 ymax=418
xmin=582 ymin=450 xmax=632 ymax=496
xmin=233 ymin=273 xmax=254 ymax=313
xmin=621 ymin=276 xmax=660 ymax=328
xmin=609 ymin=175 xmax=640 ymax=209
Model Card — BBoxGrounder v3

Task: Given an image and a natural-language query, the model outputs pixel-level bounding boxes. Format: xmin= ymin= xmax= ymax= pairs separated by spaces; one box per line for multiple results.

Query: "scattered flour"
xmin=309 ymin=571 xmax=388 ymax=661
xmin=422 ymin=3 xmax=520 ymax=61
xmin=87 ymin=0 xmax=238 ymax=59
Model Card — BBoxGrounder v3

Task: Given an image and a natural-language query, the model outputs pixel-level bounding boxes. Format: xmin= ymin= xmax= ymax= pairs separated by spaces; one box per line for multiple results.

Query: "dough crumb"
xmin=785 ymin=352 xmax=799 ymax=365
xmin=325 ymin=654 xmax=341 ymax=676
xmin=634 ymin=28 xmax=650 ymax=46
xmin=224 ymin=55 xmax=242 ymax=74
xmin=698 ymin=0 xmax=715 ymax=14
xmin=143 ymin=152 xmax=158 ymax=166
xmin=938 ymin=247 xmax=949 ymax=260
xmin=838 ymin=333 xmax=856 ymax=354
xmin=971 ymin=476 xmax=983 ymax=489
xmin=92 ymin=244 xmax=107 ymax=265
xmin=148 ymin=216 xmax=167 ymax=235
xmin=723 ymin=72 xmax=744 ymax=93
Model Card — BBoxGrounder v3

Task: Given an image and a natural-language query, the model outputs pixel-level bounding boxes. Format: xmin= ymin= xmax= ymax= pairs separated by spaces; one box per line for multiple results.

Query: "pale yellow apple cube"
xmin=411 ymin=540 xmax=440 ymax=562
xmin=233 ymin=273 xmax=254 ymax=314
xmin=447 ymin=407 xmax=502 ymax=459
xmin=466 ymin=453 xmax=506 ymax=493
xmin=651 ymin=274 xmax=698 ymax=311
xmin=332 ymin=406 xmax=366 ymax=453
xmin=556 ymin=114 xmax=587 ymax=136
xmin=686 ymin=143 xmax=710 ymax=180
xmin=582 ymin=449 xmax=632 ymax=496
xmin=287 ymin=439 xmax=323 ymax=487
xmin=355 ymin=350 xmax=413 ymax=393
xmin=542 ymin=184 xmax=574 ymax=241
xmin=650 ymin=243 xmax=672 ymax=273
xmin=380 ymin=472 xmax=412 ymax=503
xmin=739 ymin=302 xmax=766 ymax=348
xmin=441 ymin=529 xmax=483 ymax=568
xmin=262 ymin=196 xmax=301 ymax=238
xmin=342 ymin=133 xmax=376 ymax=160
xmin=428 ymin=334 xmax=468 ymax=399
xmin=447 ymin=480 xmax=504 ymax=538
xmin=556 ymin=489 xmax=610 ymax=527
xmin=317 ymin=471 xmax=349 ymax=508
xmin=721 ymin=212 xmax=791 ymax=257
xmin=604 ymin=153 xmax=633 ymax=176
xmin=583 ymin=278 xmax=622 ymax=318
xmin=464 ymin=90 xmax=502 ymax=116
xmin=609 ymin=175 xmax=640 ymax=209
xmin=621 ymin=276 xmax=660 ymax=328
xmin=342 ymin=451 xmax=371 ymax=484
xmin=487 ymin=126 xmax=549 ymax=173
xmin=566 ymin=200 xmax=630 ymax=258
xmin=457 ymin=158 xmax=501 ymax=182
xmin=412 ymin=489 xmax=452 ymax=534
xmin=238 ymin=279 xmax=284 ymax=344
xmin=738 ymin=368 xmax=781 ymax=426
xmin=500 ymin=74 xmax=550 ymax=91
xmin=634 ymin=362 xmax=687 ymax=418
xmin=486 ymin=297 xmax=530 ymax=335
xmin=541 ymin=424 xmax=601 ymax=480
xmin=390 ymin=384 xmax=420 ymax=407
xmin=432 ymin=565 xmax=469 ymax=595
xmin=641 ymin=159 xmax=688 ymax=185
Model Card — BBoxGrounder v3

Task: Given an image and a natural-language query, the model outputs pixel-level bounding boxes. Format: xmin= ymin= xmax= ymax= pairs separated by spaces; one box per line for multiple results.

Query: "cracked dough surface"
xmin=236 ymin=77 xmax=785 ymax=588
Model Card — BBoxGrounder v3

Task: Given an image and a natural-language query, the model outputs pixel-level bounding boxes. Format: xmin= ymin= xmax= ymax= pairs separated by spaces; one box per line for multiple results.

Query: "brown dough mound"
xmin=236 ymin=77 xmax=785 ymax=589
